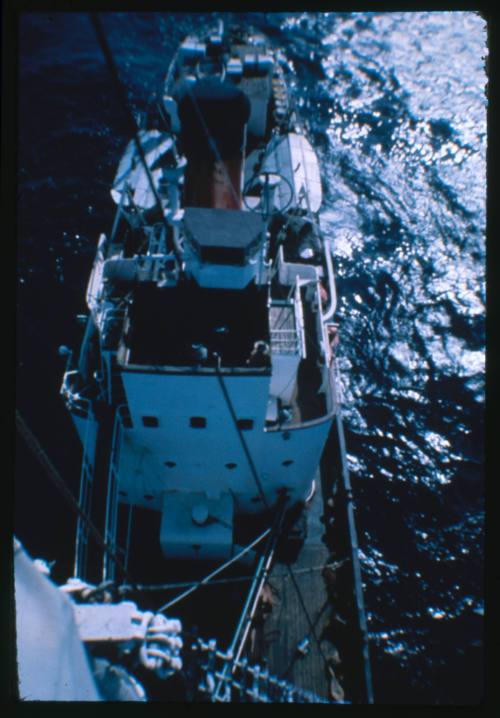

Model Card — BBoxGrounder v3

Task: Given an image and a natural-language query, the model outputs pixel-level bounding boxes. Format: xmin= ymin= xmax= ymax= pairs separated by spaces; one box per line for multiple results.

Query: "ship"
xmin=15 ymin=17 xmax=373 ymax=704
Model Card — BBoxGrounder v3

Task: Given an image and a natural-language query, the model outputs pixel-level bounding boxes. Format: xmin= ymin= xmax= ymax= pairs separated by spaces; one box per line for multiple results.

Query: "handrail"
xmin=61 ymin=371 xmax=93 ymax=418
xmin=332 ymin=401 xmax=374 ymax=703
xmin=197 ymin=638 xmax=337 ymax=703
xmin=269 ymin=328 xmax=300 ymax=353
xmin=264 ymin=405 xmax=337 ymax=434
xmin=164 ymin=47 xmax=180 ymax=94
xmin=265 ymin=362 xmax=339 ymax=433
xmin=99 ymin=305 xmax=127 ymax=339
xmin=86 ymin=234 xmax=108 ymax=311
xmin=322 ymin=238 xmax=337 ymax=321
xmin=74 ymin=400 xmax=96 ymax=579
xmin=293 ymin=274 xmax=307 ymax=357
xmin=102 ymin=405 xmax=126 ymax=582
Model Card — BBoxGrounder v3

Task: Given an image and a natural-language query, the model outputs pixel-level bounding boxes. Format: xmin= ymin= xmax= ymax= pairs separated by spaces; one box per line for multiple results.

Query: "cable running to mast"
xmin=89 ymin=12 xmax=183 ymax=266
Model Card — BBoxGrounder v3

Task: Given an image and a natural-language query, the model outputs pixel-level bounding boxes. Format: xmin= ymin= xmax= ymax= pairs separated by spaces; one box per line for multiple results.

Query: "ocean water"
xmin=16 ymin=11 xmax=486 ymax=705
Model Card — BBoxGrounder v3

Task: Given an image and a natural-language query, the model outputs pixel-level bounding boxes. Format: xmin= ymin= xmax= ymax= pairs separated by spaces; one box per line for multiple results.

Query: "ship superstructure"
xmin=61 ymin=21 xmax=341 ymax=570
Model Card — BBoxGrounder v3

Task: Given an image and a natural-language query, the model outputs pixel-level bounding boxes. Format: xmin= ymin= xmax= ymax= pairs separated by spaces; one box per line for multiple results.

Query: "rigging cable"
xmin=334 ymin=406 xmax=374 ymax=703
xmin=88 ymin=12 xmax=183 ymax=266
xmin=214 ymin=361 xmax=268 ymax=508
xmin=122 ymin=559 xmax=348 ymax=593
xmin=212 ymin=495 xmax=288 ymax=701
xmin=214 ymin=360 xmax=334 ymax=683
xmin=284 ymin=558 xmax=332 ymax=669
xmin=15 ymin=409 xmax=132 ymax=583
xmin=231 ymin=497 xmax=287 ymax=667
xmin=157 ymin=527 xmax=271 ymax=613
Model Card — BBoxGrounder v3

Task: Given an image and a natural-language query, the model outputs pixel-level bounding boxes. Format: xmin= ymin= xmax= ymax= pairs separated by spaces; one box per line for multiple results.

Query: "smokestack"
xmin=175 ymin=78 xmax=251 ymax=209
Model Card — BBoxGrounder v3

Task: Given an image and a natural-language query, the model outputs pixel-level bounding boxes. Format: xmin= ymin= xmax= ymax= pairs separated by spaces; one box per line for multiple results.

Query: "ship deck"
xmin=256 ymin=473 xmax=337 ymax=701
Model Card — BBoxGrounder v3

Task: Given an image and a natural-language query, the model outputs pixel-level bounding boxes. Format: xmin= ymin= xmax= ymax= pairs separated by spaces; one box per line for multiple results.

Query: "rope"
xmin=284 ymin=560 xmax=332 ymax=671
xmin=212 ymin=496 xmax=288 ymax=701
xmin=15 ymin=410 xmax=132 ymax=583
xmin=89 ymin=12 xmax=183 ymax=266
xmin=157 ymin=528 xmax=271 ymax=613
xmin=213 ymin=284 xmax=329 ymax=675
xmin=210 ymin=215 xmax=333 ymax=682
xmin=122 ymin=559 xmax=348 ymax=593
xmin=214 ymin=362 xmax=268 ymax=508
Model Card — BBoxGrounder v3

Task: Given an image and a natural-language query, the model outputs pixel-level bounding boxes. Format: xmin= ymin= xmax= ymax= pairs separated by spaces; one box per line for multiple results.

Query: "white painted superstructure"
xmin=62 ymin=22 xmax=341 ymax=564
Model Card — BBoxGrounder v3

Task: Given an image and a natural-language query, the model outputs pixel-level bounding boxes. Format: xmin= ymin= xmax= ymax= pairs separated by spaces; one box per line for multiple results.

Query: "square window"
xmin=190 ymin=416 xmax=207 ymax=428
xmin=142 ymin=416 xmax=159 ymax=428
xmin=237 ymin=419 xmax=254 ymax=431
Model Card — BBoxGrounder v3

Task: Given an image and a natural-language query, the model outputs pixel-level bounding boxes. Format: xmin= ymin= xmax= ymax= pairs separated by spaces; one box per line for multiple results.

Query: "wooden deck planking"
xmin=260 ymin=480 xmax=333 ymax=700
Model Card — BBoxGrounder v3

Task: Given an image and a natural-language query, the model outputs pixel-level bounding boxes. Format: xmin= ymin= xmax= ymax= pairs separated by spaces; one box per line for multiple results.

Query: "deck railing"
xmin=195 ymin=638 xmax=340 ymax=703
xmin=269 ymin=327 xmax=300 ymax=354
xmin=61 ymin=370 xmax=92 ymax=419
xmin=102 ymin=405 xmax=133 ymax=582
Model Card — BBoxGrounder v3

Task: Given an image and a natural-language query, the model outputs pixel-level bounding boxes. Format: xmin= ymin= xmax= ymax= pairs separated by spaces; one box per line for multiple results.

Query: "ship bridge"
xmin=182 ymin=207 xmax=267 ymax=289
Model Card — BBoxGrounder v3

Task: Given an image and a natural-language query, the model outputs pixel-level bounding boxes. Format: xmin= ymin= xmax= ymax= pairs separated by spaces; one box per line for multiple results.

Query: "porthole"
xmin=282 ymin=459 xmax=294 ymax=467
xmin=225 ymin=462 xmax=237 ymax=470
xmin=190 ymin=416 xmax=207 ymax=429
xmin=142 ymin=416 xmax=159 ymax=428
xmin=165 ymin=461 xmax=176 ymax=468
xmin=237 ymin=419 xmax=254 ymax=431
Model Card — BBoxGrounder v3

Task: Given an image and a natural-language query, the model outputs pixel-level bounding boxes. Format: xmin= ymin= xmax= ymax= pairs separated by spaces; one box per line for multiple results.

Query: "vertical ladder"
xmin=102 ymin=406 xmax=124 ymax=582
xmin=74 ymin=401 xmax=97 ymax=580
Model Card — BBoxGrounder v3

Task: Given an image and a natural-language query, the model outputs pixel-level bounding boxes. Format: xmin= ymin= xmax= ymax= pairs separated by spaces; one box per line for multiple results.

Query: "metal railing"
xmin=102 ymin=405 xmax=128 ymax=582
xmin=61 ymin=370 xmax=92 ymax=419
xmin=269 ymin=327 xmax=300 ymax=354
xmin=196 ymin=638 xmax=339 ymax=703
xmin=74 ymin=401 xmax=97 ymax=580
xmin=86 ymin=234 xmax=107 ymax=311
xmin=269 ymin=276 xmax=306 ymax=357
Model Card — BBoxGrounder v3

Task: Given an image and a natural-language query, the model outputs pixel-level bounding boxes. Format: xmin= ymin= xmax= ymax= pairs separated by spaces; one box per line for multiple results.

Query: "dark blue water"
xmin=16 ymin=11 xmax=486 ymax=705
